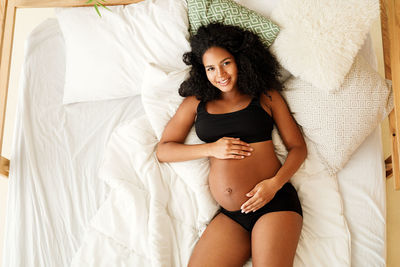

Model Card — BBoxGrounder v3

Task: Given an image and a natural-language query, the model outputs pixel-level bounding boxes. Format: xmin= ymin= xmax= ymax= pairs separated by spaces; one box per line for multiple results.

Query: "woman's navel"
xmin=225 ymin=187 xmax=233 ymax=194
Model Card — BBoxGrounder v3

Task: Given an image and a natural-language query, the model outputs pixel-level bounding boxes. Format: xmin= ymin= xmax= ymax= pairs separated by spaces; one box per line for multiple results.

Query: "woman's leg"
xmin=188 ymin=212 xmax=251 ymax=267
xmin=251 ymin=211 xmax=302 ymax=267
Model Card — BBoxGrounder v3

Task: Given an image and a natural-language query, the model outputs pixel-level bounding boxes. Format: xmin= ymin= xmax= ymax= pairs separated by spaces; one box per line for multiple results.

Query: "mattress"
xmin=2 ymin=17 xmax=385 ymax=267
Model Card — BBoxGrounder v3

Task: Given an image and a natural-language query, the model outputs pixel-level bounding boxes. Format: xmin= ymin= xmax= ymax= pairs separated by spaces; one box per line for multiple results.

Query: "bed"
xmin=0 ymin=0 xmax=398 ymax=266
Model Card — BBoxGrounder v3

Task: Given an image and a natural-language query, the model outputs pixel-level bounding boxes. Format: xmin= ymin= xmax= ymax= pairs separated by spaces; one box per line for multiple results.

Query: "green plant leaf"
xmin=94 ymin=4 xmax=102 ymax=17
xmin=91 ymin=0 xmax=113 ymax=18
xmin=98 ymin=2 xmax=112 ymax=12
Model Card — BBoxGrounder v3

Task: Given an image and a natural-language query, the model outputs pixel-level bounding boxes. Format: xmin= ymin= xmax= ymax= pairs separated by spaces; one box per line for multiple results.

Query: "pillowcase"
xmin=187 ymin=0 xmax=280 ymax=47
xmin=270 ymin=0 xmax=379 ymax=92
xmin=55 ymin=0 xmax=189 ymax=104
xmin=141 ymin=64 xmax=210 ymax=188
xmin=281 ymin=54 xmax=393 ymax=174
xmin=232 ymin=0 xmax=291 ymax=83
xmin=233 ymin=0 xmax=280 ymax=18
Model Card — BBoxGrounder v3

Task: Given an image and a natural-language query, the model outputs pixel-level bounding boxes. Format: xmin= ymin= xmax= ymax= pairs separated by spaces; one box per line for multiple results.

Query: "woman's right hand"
xmin=208 ymin=137 xmax=253 ymax=159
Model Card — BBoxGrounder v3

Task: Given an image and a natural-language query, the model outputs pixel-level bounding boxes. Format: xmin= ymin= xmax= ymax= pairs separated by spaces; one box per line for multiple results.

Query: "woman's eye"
xmin=223 ymin=61 xmax=230 ymax=66
xmin=206 ymin=67 xmax=214 ymax=71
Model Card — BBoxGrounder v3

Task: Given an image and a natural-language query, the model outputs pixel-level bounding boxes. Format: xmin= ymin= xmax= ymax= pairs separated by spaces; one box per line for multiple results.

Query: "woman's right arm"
xmin=156 ymin=96 xmax=253 ymax=163
xmin=156 ymin=96 xmax=210 ymax=162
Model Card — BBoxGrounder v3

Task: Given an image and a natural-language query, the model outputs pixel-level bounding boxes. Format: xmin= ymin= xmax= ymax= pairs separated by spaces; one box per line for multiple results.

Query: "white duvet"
xmin=71 ymin=109 xmax=351 ymax=266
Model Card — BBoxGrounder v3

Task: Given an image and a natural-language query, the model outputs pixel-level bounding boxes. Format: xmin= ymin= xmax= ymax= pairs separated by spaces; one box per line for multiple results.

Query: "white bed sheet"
xmin=338 ymin=127 xmax=386 ymax=266
xmin=2 ymin=17 xmax=386 ymax=267
xmin=337 ymin=34 xmax=386 ymax=267
xmin=2 ymin=18 xmax=145 ymax=267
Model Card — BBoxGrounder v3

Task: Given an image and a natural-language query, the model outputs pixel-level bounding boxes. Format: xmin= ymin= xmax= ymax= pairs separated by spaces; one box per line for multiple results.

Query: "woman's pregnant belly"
xmin=208 ymin=140 xmax=282 ymax=211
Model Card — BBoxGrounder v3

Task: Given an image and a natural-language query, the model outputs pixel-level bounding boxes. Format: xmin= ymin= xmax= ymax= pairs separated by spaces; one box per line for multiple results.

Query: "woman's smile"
xmin=218 ymin=78 xmax=230 ymax=86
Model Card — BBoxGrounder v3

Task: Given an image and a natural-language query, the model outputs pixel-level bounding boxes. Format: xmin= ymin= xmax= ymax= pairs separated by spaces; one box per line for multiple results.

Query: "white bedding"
xmin=2 ymin=18 xmax=145 ymax=267
xmin=2 ymin=14 xmax=385 ymax=267
xmin=72 ymin=113 xmax=352 ymax=267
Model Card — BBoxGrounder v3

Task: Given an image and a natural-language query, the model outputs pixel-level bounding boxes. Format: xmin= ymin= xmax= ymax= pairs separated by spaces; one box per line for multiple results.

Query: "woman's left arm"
xmin=241 ymin=90 xmax=307 ymax=213
xmin=265 ymin=89 xmax=307 ymax=188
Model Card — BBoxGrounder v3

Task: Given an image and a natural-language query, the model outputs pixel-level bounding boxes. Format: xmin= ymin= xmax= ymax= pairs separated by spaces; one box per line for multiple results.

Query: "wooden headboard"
xmin=0 ymin=0 xmax=399 ymax=189
xmin=380 ymin=0 xmax=399 ymax=189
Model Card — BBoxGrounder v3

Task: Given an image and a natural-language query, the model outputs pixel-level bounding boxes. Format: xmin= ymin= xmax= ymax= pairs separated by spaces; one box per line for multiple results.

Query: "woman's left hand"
xmin=240 ymin=178 xmax=280 ymax=214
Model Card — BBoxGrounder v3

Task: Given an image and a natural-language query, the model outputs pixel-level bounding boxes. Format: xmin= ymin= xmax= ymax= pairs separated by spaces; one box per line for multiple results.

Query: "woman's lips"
xmin=218 ymin=78 xmax=230 ymax=86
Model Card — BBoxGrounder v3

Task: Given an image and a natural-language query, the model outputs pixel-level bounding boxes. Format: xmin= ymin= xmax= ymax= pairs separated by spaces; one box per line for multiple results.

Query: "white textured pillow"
xmin=270 ymin=0 xmax=379 ymax=92
xmin=282 ymin=54 xmax=393 ymax=174
xmin=55 ymin=0 xmax=189 ymax=104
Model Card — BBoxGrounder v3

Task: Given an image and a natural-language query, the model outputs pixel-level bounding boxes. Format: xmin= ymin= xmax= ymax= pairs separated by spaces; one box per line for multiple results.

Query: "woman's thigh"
xmin=251 ymin=211 xmax=302 ymax=267
xmin=188 ymin=212 xmax=251 ymax=267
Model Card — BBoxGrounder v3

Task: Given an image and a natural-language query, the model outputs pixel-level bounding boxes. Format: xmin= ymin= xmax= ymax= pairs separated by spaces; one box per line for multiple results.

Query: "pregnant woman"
xmin=156 ymin=23 xmax=307 ymax=267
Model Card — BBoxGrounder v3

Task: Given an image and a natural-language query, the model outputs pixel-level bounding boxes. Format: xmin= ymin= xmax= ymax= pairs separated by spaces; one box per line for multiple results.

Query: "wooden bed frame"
xmin=0 ymin=0 xmax=399 ymax=190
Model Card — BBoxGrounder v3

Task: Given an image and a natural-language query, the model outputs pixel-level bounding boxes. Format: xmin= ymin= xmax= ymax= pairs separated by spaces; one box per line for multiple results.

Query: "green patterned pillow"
xmin=188 ymin=0 xmax=280 ymax=47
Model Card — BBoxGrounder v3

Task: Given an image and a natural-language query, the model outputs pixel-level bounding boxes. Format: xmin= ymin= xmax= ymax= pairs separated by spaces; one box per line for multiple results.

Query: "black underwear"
xmin=220 ymin=182 xmax=302 ymax=232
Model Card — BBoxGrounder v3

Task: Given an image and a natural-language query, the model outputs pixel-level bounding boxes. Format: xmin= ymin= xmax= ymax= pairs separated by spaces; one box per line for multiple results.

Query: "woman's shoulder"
xmin=260 ymin=89 xmax=284 ymax=105
xmin=183 ymin=95 xmax=201 ymax=105
xmin=259 ymin=89 xmax=287 ymax=115
xmin=179 ymin=96 xmax=201 ymax=113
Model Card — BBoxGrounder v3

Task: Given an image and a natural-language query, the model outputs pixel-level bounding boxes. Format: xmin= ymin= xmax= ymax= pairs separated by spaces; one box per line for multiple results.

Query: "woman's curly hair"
xmin=179 ymin=22 xmax=282 ymax=102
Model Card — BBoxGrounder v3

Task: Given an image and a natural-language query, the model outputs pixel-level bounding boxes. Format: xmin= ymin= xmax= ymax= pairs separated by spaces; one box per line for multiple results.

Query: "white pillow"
xmin=55 ymin=0 xmax=189 ymax=104
xmin=141 ymin=64 xmax=210 ymax=189
xmin=141 ymin=64 xmax=217 ymax=231
xmin=270 ymin=0 xmax=379 ymax=92
xmin=282 ymin=54 xmax=393 ymax=174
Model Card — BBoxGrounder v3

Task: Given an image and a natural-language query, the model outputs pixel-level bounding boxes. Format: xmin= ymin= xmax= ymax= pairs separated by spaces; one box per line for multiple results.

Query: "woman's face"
xmin=202 ymin=46 xmax=238 ymax=93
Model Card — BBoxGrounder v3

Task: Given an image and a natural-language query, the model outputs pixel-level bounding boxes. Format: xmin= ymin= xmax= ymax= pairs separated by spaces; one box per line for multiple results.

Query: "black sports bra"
xmin=195 ymin=96 xmax=274 ymax=143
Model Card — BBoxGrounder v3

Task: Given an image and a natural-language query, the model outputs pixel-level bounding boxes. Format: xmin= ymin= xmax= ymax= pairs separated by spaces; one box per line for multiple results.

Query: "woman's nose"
xmin=216 ymin=67 xmax=226 ymax=77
